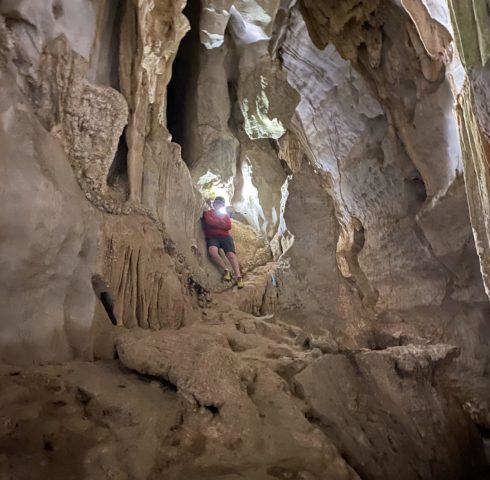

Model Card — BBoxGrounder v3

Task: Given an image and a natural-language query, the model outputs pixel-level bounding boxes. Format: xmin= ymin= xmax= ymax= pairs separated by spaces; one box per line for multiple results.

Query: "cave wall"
xmin=0 ymin=0 xmax=488 ymax=381
xmin=281 ymin=10 xmax=447 ymax=316
xmin=0 ymin=0 xmax=226 ymax=363
xmin=0 ymin=0 xmax=288 ymax=363
xmin=0 ymin=0 xmax=489 ymax=477
xmin=272 ymin=1 xmax=490 ymax=372
xmin=0 ymin=18 xmax=97 ymax=363
xmin=170 ymin=0 xmax=298 ymax=238
xmin=447 ymin=0 xmax=490 ymax=299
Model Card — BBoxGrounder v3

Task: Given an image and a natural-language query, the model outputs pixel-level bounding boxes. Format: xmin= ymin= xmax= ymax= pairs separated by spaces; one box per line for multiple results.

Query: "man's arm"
xmin=220 ymin=215 xmax=232 ymax=230
xmin=203 ymin=210 xmax=231 ymax=229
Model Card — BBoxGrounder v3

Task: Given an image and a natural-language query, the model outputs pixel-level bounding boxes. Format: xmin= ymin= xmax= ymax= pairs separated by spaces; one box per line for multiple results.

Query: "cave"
xmin=0 ymin=1 xmax=490 ymax=479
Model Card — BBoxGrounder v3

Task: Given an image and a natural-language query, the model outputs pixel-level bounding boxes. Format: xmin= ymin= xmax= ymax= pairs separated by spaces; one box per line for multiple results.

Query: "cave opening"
xmin=166 ymin=0 xmax=202 ymax=168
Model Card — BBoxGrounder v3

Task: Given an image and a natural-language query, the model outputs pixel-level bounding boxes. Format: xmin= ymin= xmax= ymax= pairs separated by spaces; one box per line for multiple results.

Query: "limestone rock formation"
xmin=232 ymin=220 xmax=272 ymax=272
xmin=36 ymin=36 xmax=129 ymax=203
xmin=114 ymin=315 xmax=359 ymax=479
xmin=447 ymin=0 xmax=490 ymax=298
xmin=0 ymin=24 xmax=97 ymax=364
xmin=169 ymin=0 xmax=299 ymax=237
xmin=0 ymin=0 xmax=490 ymax=478
xmin=279 ymin=2 xmax=489 ymax=371
xmin=97 ymin=214 xmax=202 ymax=330
xmin=295 ymin=345 xmax=485 ymax=480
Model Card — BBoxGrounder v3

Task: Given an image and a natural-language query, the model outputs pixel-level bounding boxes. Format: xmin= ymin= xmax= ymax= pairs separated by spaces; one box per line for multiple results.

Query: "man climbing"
xmin=202 ymin=196 xmax=244 ymax=289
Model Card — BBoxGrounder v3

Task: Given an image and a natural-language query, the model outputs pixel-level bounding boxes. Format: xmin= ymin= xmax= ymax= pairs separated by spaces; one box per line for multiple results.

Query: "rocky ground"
xmin=1 ymin=265 xmax=489 ymax=480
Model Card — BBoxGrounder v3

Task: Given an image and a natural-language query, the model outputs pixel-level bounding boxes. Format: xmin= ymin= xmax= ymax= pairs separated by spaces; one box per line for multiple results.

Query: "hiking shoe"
xmin=236 ymin=277 xmax=245 ymax=289
xmin=222 ymin=270 xmax=232 ymax=282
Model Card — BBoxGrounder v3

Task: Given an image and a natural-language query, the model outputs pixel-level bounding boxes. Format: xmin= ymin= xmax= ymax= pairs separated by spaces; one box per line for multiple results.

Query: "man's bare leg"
xmin=208 ymin=246 xmax=228 ymax=272
xmin=225 ymin=252 xmax=242 ymax=278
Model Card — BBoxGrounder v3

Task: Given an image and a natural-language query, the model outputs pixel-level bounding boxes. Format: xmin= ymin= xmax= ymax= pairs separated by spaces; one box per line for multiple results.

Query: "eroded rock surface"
xmin=1 ymin=0 xmax=490 ymax=479
xmin=295 ymin=345 xmax=485 ymax=480
xmin=113 ymin=318 xmax=359 ymax=480
xmin=0 ymin=361 xmax=181 ymax=480
xmin=277 ymin=2 xmax=490 ymax=378
xmin=0 ymin=25 xmax=97 ymax=364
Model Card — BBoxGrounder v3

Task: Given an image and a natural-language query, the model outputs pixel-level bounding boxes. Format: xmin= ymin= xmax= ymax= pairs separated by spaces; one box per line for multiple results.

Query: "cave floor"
xmin=1 ymin=266 xmax=489 ymax=479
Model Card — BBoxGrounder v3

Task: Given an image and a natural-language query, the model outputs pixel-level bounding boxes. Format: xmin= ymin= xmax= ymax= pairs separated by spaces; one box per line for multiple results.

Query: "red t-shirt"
xmin=202 ymin=209 xmax=232 ymax=238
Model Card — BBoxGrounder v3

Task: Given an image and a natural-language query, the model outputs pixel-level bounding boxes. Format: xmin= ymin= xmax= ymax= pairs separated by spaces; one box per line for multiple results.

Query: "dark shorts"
xmin=206 ymin=235 xmax=236 ymax=254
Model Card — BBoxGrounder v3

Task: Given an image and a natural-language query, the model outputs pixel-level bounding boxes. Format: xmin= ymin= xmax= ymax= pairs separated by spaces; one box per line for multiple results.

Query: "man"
xmin=202 ymin=196 xmax=244 ymax=289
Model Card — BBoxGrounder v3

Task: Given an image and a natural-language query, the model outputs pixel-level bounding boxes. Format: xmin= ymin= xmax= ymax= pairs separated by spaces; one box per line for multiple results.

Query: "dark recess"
xmin=107 ymin=129 xmax=129 ymax=194
xmin=166 ymin=0 xmax=202 ymax=167
xmin=104 ymin=0 xmax=128 ymax=190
